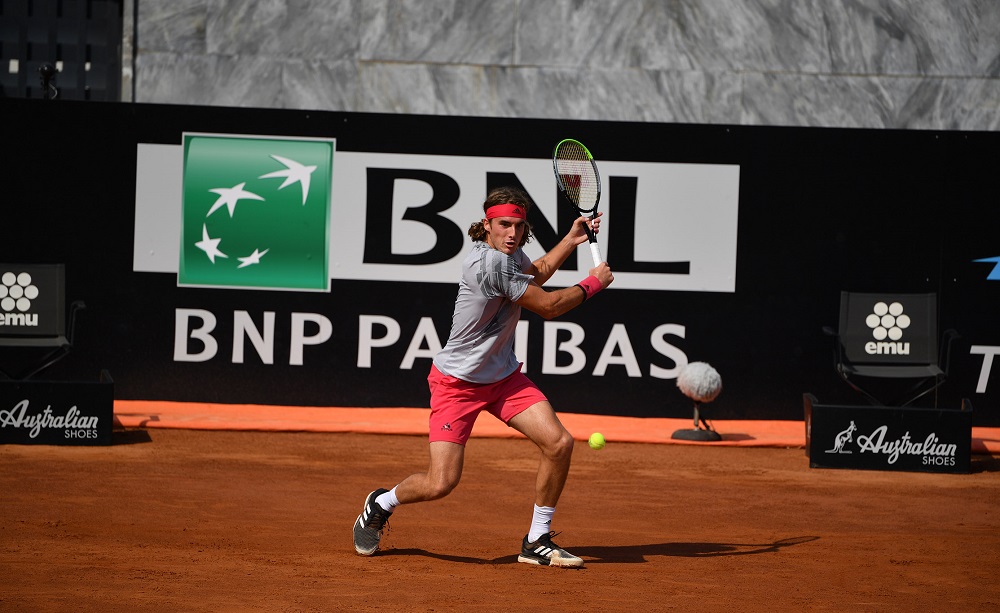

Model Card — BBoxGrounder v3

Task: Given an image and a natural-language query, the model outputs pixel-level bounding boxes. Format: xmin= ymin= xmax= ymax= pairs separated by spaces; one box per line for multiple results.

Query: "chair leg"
xmin=898 ymin=376 xmax=944 ymax=407
xmin=840 ymin=370 xmax=945 ymax=408
xmin=838 ymin=370 xmax=885 ymax=406
xmin=18 ymin=346 xmax=70 ymax=380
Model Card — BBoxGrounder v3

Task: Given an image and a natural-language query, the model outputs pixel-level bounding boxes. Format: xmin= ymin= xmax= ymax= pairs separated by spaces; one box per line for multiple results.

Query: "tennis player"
xmin=353 ymin=186 xmax=613 ymax=568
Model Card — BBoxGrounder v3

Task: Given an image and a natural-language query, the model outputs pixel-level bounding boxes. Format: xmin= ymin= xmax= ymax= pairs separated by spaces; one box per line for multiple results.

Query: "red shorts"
xmin=427 ymin=364 xmax=548 ymax=445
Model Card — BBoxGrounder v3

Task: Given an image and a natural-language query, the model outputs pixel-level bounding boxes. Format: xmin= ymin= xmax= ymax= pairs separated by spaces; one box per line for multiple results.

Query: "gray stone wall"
xmin=133 ymin=0 xmax=1000 ymax=131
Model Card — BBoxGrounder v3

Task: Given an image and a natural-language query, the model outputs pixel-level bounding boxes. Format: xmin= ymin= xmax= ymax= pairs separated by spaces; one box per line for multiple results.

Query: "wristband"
xmin=574 ymin=275 xmax=603 ymax=300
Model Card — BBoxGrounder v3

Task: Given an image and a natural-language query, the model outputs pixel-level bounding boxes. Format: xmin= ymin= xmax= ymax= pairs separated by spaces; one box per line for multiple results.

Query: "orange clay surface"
xmin=3 ymin=422 xmax=1000 ymax=612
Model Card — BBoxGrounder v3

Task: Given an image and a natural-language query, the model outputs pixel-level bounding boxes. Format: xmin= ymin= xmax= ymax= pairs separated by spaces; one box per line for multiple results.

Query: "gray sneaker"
xmin=517 ymin=532 xmax=585 ymax=568
xmin=353 ymin=489 xmax=392 ymax=556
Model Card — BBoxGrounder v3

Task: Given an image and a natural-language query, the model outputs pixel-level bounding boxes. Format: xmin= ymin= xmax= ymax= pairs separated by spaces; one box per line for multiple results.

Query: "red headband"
xmin=485 ymin=203 xmax=526 ymax=220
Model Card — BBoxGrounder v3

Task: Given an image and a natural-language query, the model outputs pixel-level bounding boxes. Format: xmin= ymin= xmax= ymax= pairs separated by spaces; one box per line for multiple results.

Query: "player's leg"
xmin=506 ymin=401 xmax=574 ymax=508
xmin=353 ymin=442 xmax=465 ymax=556
xmin=393 ymin=441 xmax=465 ymax=503
xmin=355 ymin=365 xmax=477 ymax=556
xmin=506 ymin=401 xmax=584 ymax=568
xmin=389 ymin=365 xmax=479 ymax=503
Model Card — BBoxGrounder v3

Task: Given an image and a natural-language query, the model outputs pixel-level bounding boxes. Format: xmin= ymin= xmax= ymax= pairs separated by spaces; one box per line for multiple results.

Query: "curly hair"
xmin=468 ymin=186 xmax=535 ymax=246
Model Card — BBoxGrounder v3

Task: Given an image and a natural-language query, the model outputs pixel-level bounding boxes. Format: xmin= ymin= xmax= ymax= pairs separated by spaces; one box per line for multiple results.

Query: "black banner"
xmin=3 ymin=98 xmax=999 ymax=425
xmin=0 ymin=372 xmax=114 ymax=446
xmin=805 ymin=394 xmax=972 ymax=473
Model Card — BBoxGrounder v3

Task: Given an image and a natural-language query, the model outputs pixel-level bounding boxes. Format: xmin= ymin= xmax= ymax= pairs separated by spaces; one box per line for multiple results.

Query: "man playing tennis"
xmin=353 ymin=186 xmax=613 ymax=568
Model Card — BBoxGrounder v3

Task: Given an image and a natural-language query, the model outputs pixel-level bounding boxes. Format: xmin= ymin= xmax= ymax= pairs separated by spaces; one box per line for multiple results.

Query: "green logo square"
xmin=179 ymin=134 xmax=333 ymax=291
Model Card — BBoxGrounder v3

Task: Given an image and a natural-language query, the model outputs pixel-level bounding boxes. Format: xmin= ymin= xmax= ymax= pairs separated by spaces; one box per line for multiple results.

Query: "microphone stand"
xmin=39 ymin=63 xmax=59 ymax=100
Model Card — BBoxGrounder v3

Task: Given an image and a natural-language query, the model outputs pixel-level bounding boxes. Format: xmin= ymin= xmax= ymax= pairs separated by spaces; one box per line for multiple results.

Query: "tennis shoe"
xmin=353 ymin=488 xmax=392 ymax=556
xmin=517 ymin=531 xmax=585 ymax=568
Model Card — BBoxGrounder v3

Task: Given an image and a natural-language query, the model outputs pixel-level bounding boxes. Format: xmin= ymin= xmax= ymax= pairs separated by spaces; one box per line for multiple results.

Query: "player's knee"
xmin=544 ymin=429 xmax=574 ymax=461
xmin=427 ymin=473 xmax=461 ymax=500
xmin=558 ymin=431 xmax=575 ymax=457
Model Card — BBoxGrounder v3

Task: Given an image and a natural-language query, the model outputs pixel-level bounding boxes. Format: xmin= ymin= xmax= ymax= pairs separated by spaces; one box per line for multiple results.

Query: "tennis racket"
xmin=552 ymin=139 xmax=603 ymax=267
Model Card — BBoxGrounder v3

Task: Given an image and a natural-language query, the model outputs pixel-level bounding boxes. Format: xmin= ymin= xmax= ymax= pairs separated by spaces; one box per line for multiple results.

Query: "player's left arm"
xmin=528 ymin=213 xmax=602 ymax=286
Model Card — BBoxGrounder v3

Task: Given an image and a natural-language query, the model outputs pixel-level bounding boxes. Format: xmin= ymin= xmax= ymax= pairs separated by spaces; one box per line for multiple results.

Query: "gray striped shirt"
xmin=433 ymin=241 xmax=533 ymax=383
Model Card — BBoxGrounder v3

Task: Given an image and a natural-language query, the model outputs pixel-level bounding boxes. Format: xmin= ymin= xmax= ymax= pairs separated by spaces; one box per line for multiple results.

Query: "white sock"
xmin=375 ymin=487 xmax=400 ymax=513
xmin=528 ymin=505 xmax=555 ymax=542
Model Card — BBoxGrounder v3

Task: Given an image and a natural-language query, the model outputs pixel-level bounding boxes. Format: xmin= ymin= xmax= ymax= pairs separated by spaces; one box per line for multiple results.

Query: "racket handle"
xmin=589 ymin=241 xmax=603 ymax=267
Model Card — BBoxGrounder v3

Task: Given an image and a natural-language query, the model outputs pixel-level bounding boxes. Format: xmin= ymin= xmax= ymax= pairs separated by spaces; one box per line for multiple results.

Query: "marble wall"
xmin=132 ymin=0 xmax=1000 ymax=131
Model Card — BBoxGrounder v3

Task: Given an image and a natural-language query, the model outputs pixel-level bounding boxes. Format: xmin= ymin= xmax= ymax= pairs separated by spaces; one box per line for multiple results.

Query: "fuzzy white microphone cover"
xmin=676 ymin=361 xmax=722 ymax=404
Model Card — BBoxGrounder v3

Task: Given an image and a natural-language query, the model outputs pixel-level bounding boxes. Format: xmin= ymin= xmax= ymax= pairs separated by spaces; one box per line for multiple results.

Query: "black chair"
xmin=0 ymin=264 xmax=85 ymax=380
xmin=823 ymin=291 xmax=957 ymax=407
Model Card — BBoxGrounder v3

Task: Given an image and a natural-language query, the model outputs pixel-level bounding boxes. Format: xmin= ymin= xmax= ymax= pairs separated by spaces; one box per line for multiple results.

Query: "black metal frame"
xmin=0 ymin=300 xmax=86 ymax=380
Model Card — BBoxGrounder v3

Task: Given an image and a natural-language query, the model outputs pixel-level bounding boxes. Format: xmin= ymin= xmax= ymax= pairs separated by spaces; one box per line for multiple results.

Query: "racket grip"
xmin=589 ymin=241 xmax=603 ymax=267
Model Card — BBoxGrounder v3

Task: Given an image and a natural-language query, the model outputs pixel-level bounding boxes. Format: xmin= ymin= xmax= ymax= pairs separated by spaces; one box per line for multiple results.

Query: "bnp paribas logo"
xmin=179 ymin=133 xmax=334 ymax=291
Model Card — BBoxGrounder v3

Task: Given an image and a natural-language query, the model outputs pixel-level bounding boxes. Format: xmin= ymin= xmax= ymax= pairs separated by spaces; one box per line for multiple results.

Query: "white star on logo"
xmin=259 ymin=155 xmax=317 ymax=205
xmin=206 ymin=182 xmax=265 ymax=217
xmin=237 ymin=248 xmax=270 ymax=269
xmin=195 ymin=224 xmax=228 ymax=264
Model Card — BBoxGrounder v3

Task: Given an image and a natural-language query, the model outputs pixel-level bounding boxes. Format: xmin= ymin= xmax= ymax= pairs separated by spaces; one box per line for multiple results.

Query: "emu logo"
xmin=0 ymin=271 xmax=40 ymax=327
xmin=864 ymin=301 xmax=911 ymax=355
xmin=865 ymin=341 xmax=911 ymax=355
xmin=826 ymin=420 xmax=856 ymax=454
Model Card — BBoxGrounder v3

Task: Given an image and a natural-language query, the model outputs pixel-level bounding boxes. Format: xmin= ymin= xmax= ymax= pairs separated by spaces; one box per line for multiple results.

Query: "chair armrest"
xmin=67 ymin=300 xmax=86 ymax=345
xmin=939 ymin=328 xmax=959 ymax=374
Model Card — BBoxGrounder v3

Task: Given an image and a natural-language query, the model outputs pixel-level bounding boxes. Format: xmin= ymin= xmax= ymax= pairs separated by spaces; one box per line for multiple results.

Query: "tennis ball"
xmin=588 ymin=432 xmax=606 ymax=450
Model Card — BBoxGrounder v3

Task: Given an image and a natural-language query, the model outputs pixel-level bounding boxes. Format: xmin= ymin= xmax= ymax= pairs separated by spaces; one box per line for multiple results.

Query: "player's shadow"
xmin=385 ymin=548 xmax=505 ymax=565
xmin=383 ymin=536 xmax=819 ymax=565
xmin=568 ymin=536 xmax=820 ymax=563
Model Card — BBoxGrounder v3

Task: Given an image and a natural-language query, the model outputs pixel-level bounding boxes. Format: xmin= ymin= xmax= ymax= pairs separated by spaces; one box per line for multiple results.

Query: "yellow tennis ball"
xmin=588 ymin=432 xmax=606 ymax=450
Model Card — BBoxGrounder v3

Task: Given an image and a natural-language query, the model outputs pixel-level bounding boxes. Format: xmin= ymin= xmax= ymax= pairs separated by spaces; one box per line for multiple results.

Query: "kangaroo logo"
xmin=826 ymin=421 xmax=856 ymax=454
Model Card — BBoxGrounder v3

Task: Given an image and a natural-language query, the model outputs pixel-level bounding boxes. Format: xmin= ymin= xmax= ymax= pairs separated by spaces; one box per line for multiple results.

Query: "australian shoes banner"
xmin=805 ymin=395 xmax=972 ymax=473
xmin=0 ymin=373 xmax=114 ymax=446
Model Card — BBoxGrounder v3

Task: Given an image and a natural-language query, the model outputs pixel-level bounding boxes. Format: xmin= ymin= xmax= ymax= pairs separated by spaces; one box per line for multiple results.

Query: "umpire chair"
xmin=0 ymin=264 xmax=85 ymax=380
xmin=823 ymin=291 xmax=957 ymax=407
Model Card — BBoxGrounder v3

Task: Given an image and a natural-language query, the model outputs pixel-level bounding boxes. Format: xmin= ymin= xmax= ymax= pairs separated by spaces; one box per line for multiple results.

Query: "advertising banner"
xmin=0 ymin=372 xmax=114 ymax=446
xmin=805 ymin=394 xmax=972 ymax=473
xmin=3 ymin=99 xmax=999 ymax=424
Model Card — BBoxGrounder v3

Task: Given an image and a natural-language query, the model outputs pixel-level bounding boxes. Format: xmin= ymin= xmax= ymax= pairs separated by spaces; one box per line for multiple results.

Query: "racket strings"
xmin=554 ymin=155 xmax=599 ymax=212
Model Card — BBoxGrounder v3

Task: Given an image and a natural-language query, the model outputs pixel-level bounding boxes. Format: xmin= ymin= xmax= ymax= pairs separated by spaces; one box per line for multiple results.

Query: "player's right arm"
xmin=528 ymin=214 xmax=602 ymax=286
xmin=515 ymin=263 xmax=613 ymax=320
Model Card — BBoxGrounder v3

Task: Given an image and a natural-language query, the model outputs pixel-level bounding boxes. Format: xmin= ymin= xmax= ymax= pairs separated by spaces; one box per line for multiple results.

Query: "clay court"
xmin=3 ymin=410 xmax=1000 ymax=612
